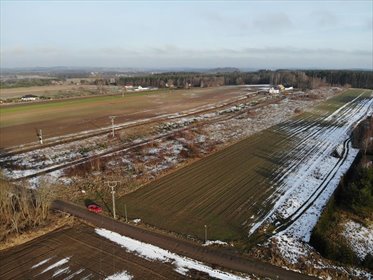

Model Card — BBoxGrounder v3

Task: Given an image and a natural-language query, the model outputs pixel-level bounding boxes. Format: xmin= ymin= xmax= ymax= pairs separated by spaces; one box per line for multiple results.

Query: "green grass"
xmin=317 ymin=88 xmax=371 ymax=114
xmin=0 ymin=91 xmax=170 ymax=128
xmin=0 ymin=93 xmax=156 ymax=115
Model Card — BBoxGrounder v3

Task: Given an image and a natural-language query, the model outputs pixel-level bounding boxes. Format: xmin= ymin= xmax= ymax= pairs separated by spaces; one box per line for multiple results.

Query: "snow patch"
xmin=105 ymin=270 xmax=133 ymax=280
xmin=342 ymin=220 xmax=373 ymax=260
xmin=272 ymin=235 xmax=311 ymax=264
xmin=39 ymin=257 xmax=70 ymax=275
xmin=95 ymin=228 xmax=249 ymax=280
xmin=52 ymin=266 xmax=70 ymax=277
xmin=249 ymin=94 xmax=373 ymax=240
xmin=203 ymin=240 xmax=228 ymax=246
xmin=62 ymin=269 xmax=85 ymax=280
xmin=31 ymin=257 xmax=52 ymax=269
xmin=132 ymin=218 xmax=141 ymax=224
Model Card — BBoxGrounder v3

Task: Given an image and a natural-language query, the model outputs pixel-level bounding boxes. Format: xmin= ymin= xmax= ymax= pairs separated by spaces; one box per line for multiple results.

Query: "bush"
xmin=336 ymin=167 xmax=373 ymax=218
xmin=310 ymin=227 xmax=357 ymax=265
xmin=0 ymin=179 xmax=56 ymax=241
xmin=362 ymin=254 xmax=373 ymax=271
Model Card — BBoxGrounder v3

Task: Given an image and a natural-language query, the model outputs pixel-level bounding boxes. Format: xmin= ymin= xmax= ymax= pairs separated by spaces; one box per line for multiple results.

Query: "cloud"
xmin=364 ymin=18 xmax=373 ymax=31
xmin=310 ymin=10 xmax=338 ymax=27
xmin=6 ymin=46 xmax=29 ymax=55
xmin=96 ymin=47 xmax=140 ymax=56
xmin=1 ymin=45 xmax=371 ymax=68
xmin=240 ymin=47 xmax=371 ymax=57
xmin=252 ymin=13 xmax=293 ymax=33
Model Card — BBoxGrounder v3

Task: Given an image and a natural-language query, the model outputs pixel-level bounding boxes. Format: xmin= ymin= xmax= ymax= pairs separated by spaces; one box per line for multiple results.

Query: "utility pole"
xmin=124 ymin=204 xmax=128 ymax=222
xmin=122 ymin=85 xmax=126 ymax=98
xmin=109 ymin=116 xmax=116 ymax=137
xmin=204 ymin=224 xmax=208 ymax=244
xmin=105 ymin=181 xmax=119 ymax=219
xmin=37 ymin=129 xmax=43 ymax=144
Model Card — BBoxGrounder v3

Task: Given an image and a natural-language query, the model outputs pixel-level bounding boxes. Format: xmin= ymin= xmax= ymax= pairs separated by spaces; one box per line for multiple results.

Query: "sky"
xmin=1 ymin=0 xmax=372 ymax=69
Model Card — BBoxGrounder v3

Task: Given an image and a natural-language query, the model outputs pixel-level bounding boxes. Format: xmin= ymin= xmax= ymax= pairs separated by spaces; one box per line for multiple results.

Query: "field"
xmin=0 ymin=202 xmax=315 ymax=280
xmin=0 ymin=224 xmax=186 ymax=280
xmin=0 ymin=86 xmax=247 ymax=147
xmin=119 ymin=128 xmax=288 ymax=241
xmin=1 ymin=88 xmax=371 ymax=279
xmin=119 ymin=89 xmax=373 ymax=242
xmin=0 ymin=84 xmax=98 ymax=99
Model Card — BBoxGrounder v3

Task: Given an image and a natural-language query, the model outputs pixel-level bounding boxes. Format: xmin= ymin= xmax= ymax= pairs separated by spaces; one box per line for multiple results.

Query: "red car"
xmin=87 ymin=204 xmax=102 ymax=213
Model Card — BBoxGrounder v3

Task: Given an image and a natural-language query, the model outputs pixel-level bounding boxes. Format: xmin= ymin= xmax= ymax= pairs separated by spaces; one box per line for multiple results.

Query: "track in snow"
xmin=248 ymin=89 xmax=373 ymax=239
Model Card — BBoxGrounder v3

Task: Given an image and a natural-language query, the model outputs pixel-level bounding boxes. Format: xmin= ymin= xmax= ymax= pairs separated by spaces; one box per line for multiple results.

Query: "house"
xmin=276 ymin=84 xmax=284 ymax=92
xmin=21 ymin=94 xmax=38 ymax=101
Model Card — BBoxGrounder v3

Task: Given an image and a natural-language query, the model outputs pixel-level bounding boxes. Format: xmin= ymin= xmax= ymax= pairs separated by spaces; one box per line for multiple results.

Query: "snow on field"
xmin=342 ymin=220 xmax=373 ymax=260
xmin=269 ymin=234 xmax=373 ymax=279
xmin=132 ymin=218 xmax=141 ymax=224
xmin=52 ymin=266 xmax=70 ymax=277
xmin=205 ymin=98 xmax=316 ymax=145
xmin=62 ymin=269 xmax=85 ymax=280
xmin=31 ymin=258 xmax=52 ymax=269
xmin=203 ymin=240 xmax=229 ymax=246
xmin=38 ymin=257 xmax=70 ymax=275
xmin=249 ymin=92 xmax=373 ymax=241
xmin=1 ymin=94 xmax=321 ymax=186
xmin=95 ymin=228 xmax=249 ymax=280
xmin=283 ymin=143 xmax=359 ymax=241
xmin=247 ymin=91 xmax=373 ymax=279
xmin=105 ymin=270 xmax=133 ymax=280
xmin=30 ymin=256 xmax=133 ymax=279
xmin=31 ymin=257 xmax=85 ymax=279
xmin=271 ymin=235 xmax=312 ymax=264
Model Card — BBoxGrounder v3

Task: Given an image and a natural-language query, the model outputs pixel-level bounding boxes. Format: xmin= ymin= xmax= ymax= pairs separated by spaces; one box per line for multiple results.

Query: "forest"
xmin=1 ymin=70 xmax=372 ymax=90
xmin=116 ymin=70 xmax=373 ymax=90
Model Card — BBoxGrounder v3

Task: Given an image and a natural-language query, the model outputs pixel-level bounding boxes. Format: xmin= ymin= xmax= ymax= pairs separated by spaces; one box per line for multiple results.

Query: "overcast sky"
xmin=1 ymin=0 xmax=372 ymax=69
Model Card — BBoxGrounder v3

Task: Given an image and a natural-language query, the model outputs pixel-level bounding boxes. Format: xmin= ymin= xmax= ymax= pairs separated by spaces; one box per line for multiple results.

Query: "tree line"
xmin=2 ymin=70 xmax=372 ymax=90
xmin=310 ymin=117 xmax=373 ymax=270
xmin=116 ymin=70 xmax=373 ymax=90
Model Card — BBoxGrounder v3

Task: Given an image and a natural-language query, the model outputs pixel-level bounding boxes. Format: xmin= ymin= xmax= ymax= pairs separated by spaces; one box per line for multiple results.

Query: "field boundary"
xmin=51 ymin=199 xmax=316 ymax=279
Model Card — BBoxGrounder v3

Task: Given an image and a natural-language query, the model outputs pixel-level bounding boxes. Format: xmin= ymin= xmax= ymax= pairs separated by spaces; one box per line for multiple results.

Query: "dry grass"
xmin=0 ymin=178 xmax=58 ymax=242
xmin=0 ymin=214 xmax=74 ymax=251
xmin=0 ymin=177 xmax=78 ymax=249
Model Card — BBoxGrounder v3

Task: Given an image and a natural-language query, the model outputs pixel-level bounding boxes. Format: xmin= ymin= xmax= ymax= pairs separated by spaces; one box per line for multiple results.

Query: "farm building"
xmin=21 ymin=94 xmax=38 ymax=101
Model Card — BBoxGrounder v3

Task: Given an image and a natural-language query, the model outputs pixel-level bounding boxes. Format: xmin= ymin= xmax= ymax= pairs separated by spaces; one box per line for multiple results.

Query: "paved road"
xmin=52 ymin=200 xmax=317 ymax=280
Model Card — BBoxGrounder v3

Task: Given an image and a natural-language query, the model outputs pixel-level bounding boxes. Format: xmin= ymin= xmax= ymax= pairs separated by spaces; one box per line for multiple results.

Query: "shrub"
xmin=362 ymin=254 xmax=373 ymax=271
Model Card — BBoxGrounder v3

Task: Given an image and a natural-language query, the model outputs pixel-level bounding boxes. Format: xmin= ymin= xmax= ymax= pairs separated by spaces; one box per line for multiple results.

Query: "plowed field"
xmin=120 ymin=89 xmax=372 ymax=241
xmin=0 ymin=224 xmax=184 ymax=280
xmin=0 ymin=86 xmax=246 ymax=147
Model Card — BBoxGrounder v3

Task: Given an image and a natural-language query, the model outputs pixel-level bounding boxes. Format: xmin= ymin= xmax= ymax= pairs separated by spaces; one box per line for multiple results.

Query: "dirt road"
xmin=52 ymin=200 xmax=316 ymax=280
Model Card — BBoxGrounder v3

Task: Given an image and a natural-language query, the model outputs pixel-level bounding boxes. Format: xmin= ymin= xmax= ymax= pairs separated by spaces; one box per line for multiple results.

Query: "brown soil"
xmin=51 ymin=200 xmax=317 ymax=280
xmin=0 ymin=223 xmax=184 ymax=280
xmin=0 ymin=86 xmax=246 ymax=148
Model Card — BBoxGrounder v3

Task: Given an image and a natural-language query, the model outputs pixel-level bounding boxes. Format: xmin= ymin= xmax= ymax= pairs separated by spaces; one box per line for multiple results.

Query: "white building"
xmin=21 ymin=95 xmax=38 ymax=101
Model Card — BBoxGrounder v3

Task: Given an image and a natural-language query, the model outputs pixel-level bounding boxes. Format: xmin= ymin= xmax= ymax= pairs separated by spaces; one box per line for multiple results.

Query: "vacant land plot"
xmin=0 ymin=224 xmax=184 ymax=280
xmin=0 ymin=86 xmax=246 ymax=147
xmin=120 ymin=89 xmax=372 ymax=242
xmin=0 ymin=84 xmax=99 ymax=99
